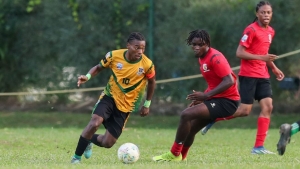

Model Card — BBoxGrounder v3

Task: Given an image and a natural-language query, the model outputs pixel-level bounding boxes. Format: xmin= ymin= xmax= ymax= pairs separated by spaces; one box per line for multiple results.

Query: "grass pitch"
xmin=1 ymin=112 xmax=300 ymax=169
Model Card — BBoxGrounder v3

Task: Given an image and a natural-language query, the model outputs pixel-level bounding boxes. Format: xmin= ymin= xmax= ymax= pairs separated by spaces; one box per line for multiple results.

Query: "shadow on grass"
xmin=0 ymin=111 xmax=299 ymax=129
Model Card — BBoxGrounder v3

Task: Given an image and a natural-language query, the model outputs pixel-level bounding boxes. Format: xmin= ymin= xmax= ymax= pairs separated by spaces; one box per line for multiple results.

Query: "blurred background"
xmin=0 ymin=0 xmax=299 ymax=115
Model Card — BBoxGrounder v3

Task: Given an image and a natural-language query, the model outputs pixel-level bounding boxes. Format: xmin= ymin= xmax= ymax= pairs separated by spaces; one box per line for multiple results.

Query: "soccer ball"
xmin=117 ymin=143 xmax=140 ymax=164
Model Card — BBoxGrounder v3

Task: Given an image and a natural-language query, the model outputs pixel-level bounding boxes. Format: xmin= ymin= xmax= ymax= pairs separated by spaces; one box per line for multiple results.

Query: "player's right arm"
xmin=77 ymin=64 xmax=106 ymax=87
xmin=236 ymin=45 xmax=277 ymax=62
xmin=77 ymin=52 xmax=111 ymax=87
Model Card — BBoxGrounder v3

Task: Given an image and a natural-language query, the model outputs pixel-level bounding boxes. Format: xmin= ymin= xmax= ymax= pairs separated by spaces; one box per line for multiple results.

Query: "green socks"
xmin=291 ymin=123 xmax=299 ymax=136
xmin=74 ymin=154 xmax=81 ymax=159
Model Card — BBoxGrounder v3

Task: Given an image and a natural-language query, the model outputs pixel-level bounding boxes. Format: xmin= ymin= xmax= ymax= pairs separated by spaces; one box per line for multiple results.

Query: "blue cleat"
xmin=201 ymin=122 xmax=215 ymax=135
xmin=71 ymin=156 xmax=81 ymax=164
xmin=251 ymin=146 xmax=275 ymax=155
xmin=84 ymin=143 xmax=93 ymax=159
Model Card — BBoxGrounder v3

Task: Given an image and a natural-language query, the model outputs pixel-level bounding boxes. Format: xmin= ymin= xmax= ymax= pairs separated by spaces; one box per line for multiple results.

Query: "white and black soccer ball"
xmin=117 ymin=143 xmax=140 ymax=164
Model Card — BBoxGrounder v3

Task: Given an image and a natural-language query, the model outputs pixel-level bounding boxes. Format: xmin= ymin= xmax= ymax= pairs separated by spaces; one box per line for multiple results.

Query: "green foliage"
xmin=26 ymin=0 xmax=41 ymax=13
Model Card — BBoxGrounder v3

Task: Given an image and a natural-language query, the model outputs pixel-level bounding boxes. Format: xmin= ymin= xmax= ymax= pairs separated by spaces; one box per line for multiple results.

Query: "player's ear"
xmin=126 ymin=43 xmax=131 ymax=49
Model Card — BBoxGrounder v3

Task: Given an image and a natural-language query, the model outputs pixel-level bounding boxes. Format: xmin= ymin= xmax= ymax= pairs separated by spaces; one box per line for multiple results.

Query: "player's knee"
xmin=88 ymin=118 xmax=101 ymax=131
xmin=262 ymin=104 xmax=273 ymax=113
xmin=236 ymin=108 xmax=251 ymax=117
xmin=180 ymin=110 xmax=190 ymax=121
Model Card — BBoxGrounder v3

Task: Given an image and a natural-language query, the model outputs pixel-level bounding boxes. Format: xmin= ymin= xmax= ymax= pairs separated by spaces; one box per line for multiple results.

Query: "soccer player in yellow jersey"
xmin=71 ymin=32 xmax=156 ymax=164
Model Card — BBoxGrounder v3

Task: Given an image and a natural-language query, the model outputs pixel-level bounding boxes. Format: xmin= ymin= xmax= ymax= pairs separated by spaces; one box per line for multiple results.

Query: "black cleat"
xmin=277 ymin=123 xmax=292 ymax=155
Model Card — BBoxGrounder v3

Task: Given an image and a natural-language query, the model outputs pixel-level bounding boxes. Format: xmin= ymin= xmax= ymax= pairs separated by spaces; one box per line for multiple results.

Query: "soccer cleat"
xmin=152 ymin=151 xmax=182 ymax=162
xmin=251 ymin=147 xmax=276 ymax=155
xmin=84 ymin=143 xmax=93 ymax=159
xmin=201 ymin=122 xmax=215 ymax=135
xmin=71 ymin=156 xmax=81 ymax=164
xmin=277 ymin=123 xmax=292 ymax=155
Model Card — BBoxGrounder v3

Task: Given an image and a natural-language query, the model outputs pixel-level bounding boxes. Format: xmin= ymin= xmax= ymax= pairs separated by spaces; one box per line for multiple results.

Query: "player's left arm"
xmin=140 ymin=65 xmax=156 ymax=117
xmin=205 ymin=74 xmax=234 ymax=97
xmin=187 ymin=55 xmax=235 ymax=101
xmin=267 ymin=61 xmax=285 ymax=81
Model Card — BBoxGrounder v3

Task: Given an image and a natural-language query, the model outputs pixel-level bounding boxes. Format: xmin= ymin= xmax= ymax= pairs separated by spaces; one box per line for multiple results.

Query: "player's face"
xmin=256 ymin=5 xmax=273 ymax=26
xmin=191 ymin=37 xmax=208 ymax=58
xmin=127 ymin=40 xmax=146 ymax=61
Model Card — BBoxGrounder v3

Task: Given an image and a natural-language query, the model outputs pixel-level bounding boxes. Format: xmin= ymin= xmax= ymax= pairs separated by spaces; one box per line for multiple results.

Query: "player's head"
xmin=253 ymin=1 xmax=272 ymax=26
xmin=126 ymin=32 xmax=146 ymax=61
xmin=186 ymin=29 xmax=210 ymax=58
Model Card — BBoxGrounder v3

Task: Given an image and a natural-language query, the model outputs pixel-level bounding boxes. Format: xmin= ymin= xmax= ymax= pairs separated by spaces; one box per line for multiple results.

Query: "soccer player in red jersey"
xmin=201 ymin=1 xmax=285 ymax=154
xmin=152 ymin=29 xmax=240 ymax=161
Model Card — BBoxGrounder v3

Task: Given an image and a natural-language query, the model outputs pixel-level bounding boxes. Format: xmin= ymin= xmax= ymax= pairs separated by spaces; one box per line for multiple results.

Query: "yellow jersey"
xmin=99 ymin=49 xmax=155 ymax=113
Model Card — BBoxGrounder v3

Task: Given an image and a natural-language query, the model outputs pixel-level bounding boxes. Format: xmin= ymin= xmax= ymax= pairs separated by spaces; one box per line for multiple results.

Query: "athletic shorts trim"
xmin=92 ymin=95 xmax=129 ymax=139
xmin=239 ymin=76 xmax=272 ymax=104
xmin=203 ymin=98 xmax=239 ymax=121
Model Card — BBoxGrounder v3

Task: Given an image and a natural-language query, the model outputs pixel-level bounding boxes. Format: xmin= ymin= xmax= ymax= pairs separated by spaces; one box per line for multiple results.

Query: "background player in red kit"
xmin=152 ymin=29 xmax=240 ymax=162
xmin=201 ymin=1 xmax=285 ymax=154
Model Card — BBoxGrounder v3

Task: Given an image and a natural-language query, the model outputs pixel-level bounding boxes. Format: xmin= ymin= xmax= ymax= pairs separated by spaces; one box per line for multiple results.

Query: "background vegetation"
xmin=0 ymin=0 xmax=299 ymax=114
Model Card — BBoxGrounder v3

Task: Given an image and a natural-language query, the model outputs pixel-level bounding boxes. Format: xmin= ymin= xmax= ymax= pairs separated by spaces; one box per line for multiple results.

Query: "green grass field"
xmin=1 ymin=112 xmax=300 ymax=169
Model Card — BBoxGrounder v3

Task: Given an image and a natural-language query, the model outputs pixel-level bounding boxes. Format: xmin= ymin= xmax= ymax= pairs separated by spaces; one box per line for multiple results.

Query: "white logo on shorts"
xmin=210 ymin=103 xmax=216 ymax=108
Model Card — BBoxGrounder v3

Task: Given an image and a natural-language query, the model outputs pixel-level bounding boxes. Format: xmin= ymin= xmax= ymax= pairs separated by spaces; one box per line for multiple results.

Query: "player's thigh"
xmin=92 ymin=94 xmax=115 ymax=120
xmin=204 ymin=98 xmax=239 ymax=121
xmin=103 ymin=109 xmax=129 ymax=140
xmin=254 ymin=78 xmax=272 ymax=101
xmin=234 ymin=103 xmax=253 ymax=117
xmin=239 ymin=76 xmax=258 ymax=104
xmin=181 ymin=103 xmax=210 ymax=121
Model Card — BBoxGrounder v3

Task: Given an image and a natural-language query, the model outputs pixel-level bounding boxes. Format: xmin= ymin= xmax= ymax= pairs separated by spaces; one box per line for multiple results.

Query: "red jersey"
xmin=239 ymin=22 xmax=275 ymax=78
xmin=199 ymin=48 xmax=240 ymax=101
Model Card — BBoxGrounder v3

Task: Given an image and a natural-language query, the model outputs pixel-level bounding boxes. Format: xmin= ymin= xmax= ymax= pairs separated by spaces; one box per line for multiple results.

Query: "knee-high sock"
xmin=291 ymin=122 xmax=300 ymax=136
xmin=74 ymin=135 xmax=90 ymax=157
xmin=254 ymin=117 xmax=270 ymax=147
xmin=181 ymin=146 xmax=190 ymax=160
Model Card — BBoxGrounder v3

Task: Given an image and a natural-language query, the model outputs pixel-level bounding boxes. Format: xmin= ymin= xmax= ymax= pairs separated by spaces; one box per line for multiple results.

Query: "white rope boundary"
xmin=1 ymin=49 xmax=300 ymax=96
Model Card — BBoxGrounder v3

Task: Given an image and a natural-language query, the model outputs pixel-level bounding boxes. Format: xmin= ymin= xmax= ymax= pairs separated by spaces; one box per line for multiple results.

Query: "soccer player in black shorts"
xmin=152 ymin=29 xmax=240 ymax=161
xmin=71 ymin=32 xmax=156 ymax=164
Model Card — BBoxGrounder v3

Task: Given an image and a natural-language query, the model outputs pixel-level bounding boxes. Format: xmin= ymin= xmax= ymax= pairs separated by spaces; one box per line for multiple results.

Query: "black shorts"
xmin=203 ymin=98 xmax=239 ymax=121
xmin=92 ymin=94 xmax=129 ymax=139
xmin=239 ymin=76 xmax=272 ymax=104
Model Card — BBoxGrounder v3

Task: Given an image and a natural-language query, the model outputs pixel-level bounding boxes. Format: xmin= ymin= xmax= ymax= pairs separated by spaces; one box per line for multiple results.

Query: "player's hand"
xmin=272 ymin=68 xmax=285 ymax=81
xmin=186 ymin=90 xmax=208 ymax=101
xmin=77 ymin=75 xmax=89 ymax=87
xmin=140 ymin=106 xmax=149 ymax=117
xmin=188 ymin=100 xmax=203 ymax=107
xmin=262 ymin=54 xmax=278 ymax=62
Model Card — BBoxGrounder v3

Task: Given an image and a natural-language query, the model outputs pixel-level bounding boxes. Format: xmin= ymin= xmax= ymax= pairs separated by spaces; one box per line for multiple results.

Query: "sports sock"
xmin=91 ymin=134 xmax=102 ymax=147
xmin=291 ymin=122 xmax=300 ymax=136
xmin=74 ymin=135 xmax=90 ymax=157
xmin=215 ymin=115 xmax=235 ymax=122
xmin=254 ymin=117 xmax=270 ymax=147
xmin=170 ymin=141 xmax=183 ymax=156
xmin=74 ymin=154 xmax=81 ymax=159
xmin=181 ymin=146 xmax=190 ymax=160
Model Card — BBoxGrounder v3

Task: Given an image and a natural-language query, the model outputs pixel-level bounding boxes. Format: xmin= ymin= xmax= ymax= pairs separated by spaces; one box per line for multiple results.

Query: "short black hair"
xmin=127 ymin=32 xmax=145 ymax=43
xmin=253 ymin=1 xmax=272 ymax=22
xmin=186 ymin=29 xmax=211 ymax=47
